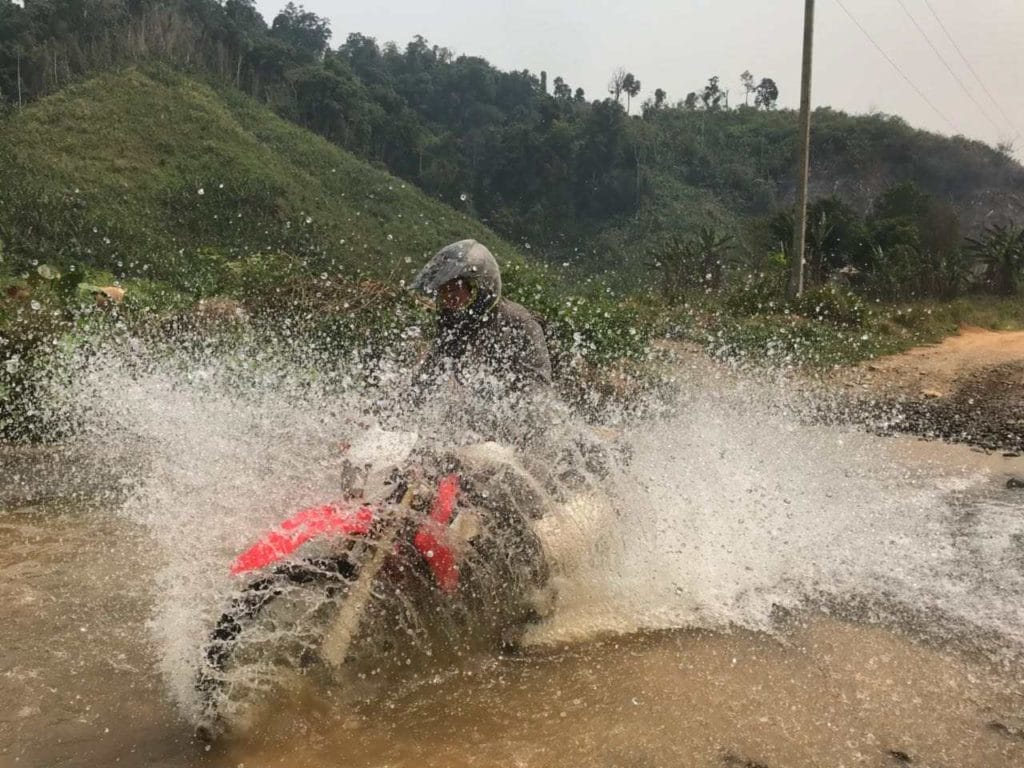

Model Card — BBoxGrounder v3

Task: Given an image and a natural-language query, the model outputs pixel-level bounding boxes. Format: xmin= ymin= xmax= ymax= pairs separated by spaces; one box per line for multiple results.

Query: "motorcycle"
xmin=193 ymin=429 xmax=555 ymax=742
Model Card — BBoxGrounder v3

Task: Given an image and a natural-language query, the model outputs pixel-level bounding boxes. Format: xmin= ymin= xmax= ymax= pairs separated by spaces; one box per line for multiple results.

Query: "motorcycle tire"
xmin=193 ymin=553 xmax=362 ymax=742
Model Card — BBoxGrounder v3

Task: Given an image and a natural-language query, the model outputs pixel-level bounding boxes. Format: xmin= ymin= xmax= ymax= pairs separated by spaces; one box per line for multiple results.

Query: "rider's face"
xmin=437 ymin=279 xmax=473 ymax=311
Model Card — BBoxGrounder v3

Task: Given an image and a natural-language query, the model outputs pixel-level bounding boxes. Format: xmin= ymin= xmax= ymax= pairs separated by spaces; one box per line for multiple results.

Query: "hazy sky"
xmin=255 ymin=0 xmax=1023 ymax=155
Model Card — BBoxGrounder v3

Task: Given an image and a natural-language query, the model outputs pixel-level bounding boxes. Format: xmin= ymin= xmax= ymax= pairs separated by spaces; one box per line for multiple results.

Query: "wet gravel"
xmin=848 ymin=361 xmax=1024 ymax=455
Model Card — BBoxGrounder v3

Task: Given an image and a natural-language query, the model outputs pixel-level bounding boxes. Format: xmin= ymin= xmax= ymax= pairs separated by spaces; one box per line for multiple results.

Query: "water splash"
xmin=28 ymin=331 xmax=1024 ymax=722
xmin=534 ymin=361 xmax=1024 ymax=663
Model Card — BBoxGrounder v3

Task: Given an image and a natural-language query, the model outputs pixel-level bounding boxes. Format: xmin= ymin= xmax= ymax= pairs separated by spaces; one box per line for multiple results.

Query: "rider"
xmin=410 ymin=239 xmax=552 ymax=396
xmin=409 ymin=239 xmax=610 ymax=494
xmin=410 ymin=240 xmax=557 ymax=627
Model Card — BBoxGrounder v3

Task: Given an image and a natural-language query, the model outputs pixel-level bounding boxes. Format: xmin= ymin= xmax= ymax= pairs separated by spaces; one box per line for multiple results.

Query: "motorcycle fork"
xmin=320 ymin=486 xmax=413 ymax=668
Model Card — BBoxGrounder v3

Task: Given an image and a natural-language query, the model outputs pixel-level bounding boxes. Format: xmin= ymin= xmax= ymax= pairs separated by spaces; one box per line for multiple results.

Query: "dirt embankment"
xmin=836 ymin=327 xmax=1024 ymax=454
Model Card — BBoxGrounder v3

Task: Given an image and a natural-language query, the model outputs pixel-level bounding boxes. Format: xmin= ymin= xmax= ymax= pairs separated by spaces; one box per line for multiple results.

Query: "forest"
xmin=2 ymin=0 xmax=1023 ymax=301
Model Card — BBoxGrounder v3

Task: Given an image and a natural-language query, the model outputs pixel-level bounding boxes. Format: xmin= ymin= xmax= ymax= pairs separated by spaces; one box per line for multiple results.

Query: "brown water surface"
xmin=3 ymin=499 xmax=1024 ymax=768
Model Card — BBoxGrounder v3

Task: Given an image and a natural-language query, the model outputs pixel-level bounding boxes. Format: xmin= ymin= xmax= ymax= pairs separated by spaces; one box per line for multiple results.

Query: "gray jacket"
xmin=417 ymin=298 xmax=552 ymax=394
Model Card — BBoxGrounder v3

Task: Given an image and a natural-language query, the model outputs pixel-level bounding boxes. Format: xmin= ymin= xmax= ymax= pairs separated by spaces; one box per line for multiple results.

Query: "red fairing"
xmin=413 ymin=474 xmax=461 ymax=592
xmin=231 ymin=504 xmax=375 ymax=575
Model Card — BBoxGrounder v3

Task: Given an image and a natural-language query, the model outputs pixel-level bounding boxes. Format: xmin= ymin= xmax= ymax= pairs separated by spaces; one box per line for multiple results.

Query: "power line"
xmin=893 ymin=0 xmax=1004 ymax=137
xmin=832 ymin=0 xmax=958 ymax=133
xmin=920 ymin=0 xmax=1022 ymax=142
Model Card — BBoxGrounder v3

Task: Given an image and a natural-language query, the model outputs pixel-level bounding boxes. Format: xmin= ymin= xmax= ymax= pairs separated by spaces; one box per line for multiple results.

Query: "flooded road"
xmin=4 ymin=442 xmax=1024 ymax=767
xmin=238 ymin=620 xmax=1024 ymax=768
xmin=4 ymin=346 xmax=1024 ymax=768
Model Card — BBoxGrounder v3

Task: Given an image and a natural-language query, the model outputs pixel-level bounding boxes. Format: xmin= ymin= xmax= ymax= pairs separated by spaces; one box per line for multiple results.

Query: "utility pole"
xmin=16 ymin=49 xmax=23 ymax=109
xmin=789 ymin=0 xmax=815 ymax=298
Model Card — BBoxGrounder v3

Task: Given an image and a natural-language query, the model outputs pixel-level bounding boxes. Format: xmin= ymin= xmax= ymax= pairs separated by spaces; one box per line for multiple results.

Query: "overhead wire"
xmin=832 ymin=0 xmax=959 ymax=133
xmin=919 ymin=0 xmax=1022 ymax=142
xmin=893 ymin=0 xmax=1004 ymax=137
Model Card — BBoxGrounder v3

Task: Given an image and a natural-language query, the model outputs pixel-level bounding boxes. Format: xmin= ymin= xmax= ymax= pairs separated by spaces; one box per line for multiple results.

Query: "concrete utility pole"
xmin=789 ymin=0 xmax=815 ymax=298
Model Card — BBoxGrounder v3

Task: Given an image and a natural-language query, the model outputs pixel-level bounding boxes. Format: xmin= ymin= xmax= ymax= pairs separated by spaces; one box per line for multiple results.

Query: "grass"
xmin=0 ymin=65 xmax=528 ymax=294
xmin=0 ymin=65 xmax=656 ymax=359
xmin=668 ymin=294 xmax=1024 ymax=368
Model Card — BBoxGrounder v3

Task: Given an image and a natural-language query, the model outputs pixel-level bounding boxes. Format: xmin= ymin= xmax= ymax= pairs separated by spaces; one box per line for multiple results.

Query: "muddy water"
xmin=241 ymin=621 xmax=1024 ymax=768
xmin=4 ymin=451 xmax=1024 ymax=768
xmin=5 ymin=342 xmax=1024 ymax=768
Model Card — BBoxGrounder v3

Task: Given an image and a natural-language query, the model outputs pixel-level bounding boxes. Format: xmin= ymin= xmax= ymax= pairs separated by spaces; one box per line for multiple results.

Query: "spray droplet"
xmin=30 ymin=300 xmax=41 ymax=311
xmin=459 ymin=193 xmax=468 ymax=202
xmin=197 ymin=188 xmax=205 ymax=196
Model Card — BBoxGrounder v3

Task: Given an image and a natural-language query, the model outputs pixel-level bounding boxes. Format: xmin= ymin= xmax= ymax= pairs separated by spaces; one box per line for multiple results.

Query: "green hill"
xmin=0 ymin=66 xmax=654 ymax=442
xmin=0 ymin=66 xmax=524 ymax=304
xmin=4 ymin=0 xmax=1023 ymax=301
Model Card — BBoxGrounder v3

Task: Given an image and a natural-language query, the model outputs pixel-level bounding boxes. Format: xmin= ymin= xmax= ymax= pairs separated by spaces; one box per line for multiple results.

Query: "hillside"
xmin=0 ymin=66 xmax=525 ymax=302
xmin=0 ymin=66 xmax=659 ymax=441
xmin=635 ymin=105 xmax=1024 ymax=226
xmin=4 ymin=0 xmax=1023 ymax=296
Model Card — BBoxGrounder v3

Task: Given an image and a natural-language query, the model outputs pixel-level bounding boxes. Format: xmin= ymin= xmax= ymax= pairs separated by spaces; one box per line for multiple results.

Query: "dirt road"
xmin=837 ymin=327 xmax=1024 ymax=453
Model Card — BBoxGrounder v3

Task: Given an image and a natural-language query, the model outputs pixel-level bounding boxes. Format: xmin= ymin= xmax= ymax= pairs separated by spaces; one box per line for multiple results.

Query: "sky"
xmin=255 ymin=0 xmax=1023 ymax=156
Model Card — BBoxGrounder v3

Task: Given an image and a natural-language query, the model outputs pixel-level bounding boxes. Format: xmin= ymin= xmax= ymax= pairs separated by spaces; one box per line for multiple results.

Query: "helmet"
xmin=410 ymin=239 xmax=502 ymax=317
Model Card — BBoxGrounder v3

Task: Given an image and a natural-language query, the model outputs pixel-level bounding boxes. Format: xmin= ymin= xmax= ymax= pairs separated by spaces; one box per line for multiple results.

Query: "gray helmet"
xmin=410 ymin=239 xmax=502 ymax=315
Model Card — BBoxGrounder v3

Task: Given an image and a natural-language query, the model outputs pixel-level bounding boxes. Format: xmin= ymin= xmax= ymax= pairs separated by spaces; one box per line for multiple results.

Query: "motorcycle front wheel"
xmin=193 ymin=550 xmax=365 ymax=742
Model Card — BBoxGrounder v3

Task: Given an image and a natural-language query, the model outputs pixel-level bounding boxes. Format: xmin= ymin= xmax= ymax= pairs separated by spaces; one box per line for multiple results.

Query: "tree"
xmin=682 ymin=92 xmax=698 ymax=110
xmin=607 ymin=67 xmax=629 ymax=104
xmin=573 ymin=86 xmax=585 ymax=101
xmin=770 ymin=197 xmax=867 ymax=286
xmin=224 ymin=0 xmax=267 ymax=87
xmin=0 ymin=1 xmax=30 ymax=107
xmin=339 ymin=32 xmax=385 ymax=83
xmin=865 ymin=183 xmax=965 ymax=298
xmin=621 ymin=72 xmax=641 ymax=113
xmin=650 ymin=224 xmax=733 ymax=299
xmin=967 ymin=223 xmax=1024 ymax=296
xmin=754 ymin=77 xmax=778 ymax=110
xmin=642 ymin=88 xmax=667 ymax=118
xmin=740 ymin=70 xmax=755 ymax=106
xmin=693 ymin=224 xmax=734 ymax=288
xmin=552 ymin=75 xmax=571 ymax=99
xmin=271 ymin=2 xmax=331 ymax=61
xmin=700 ymin=76 xmax=725 ymax=110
